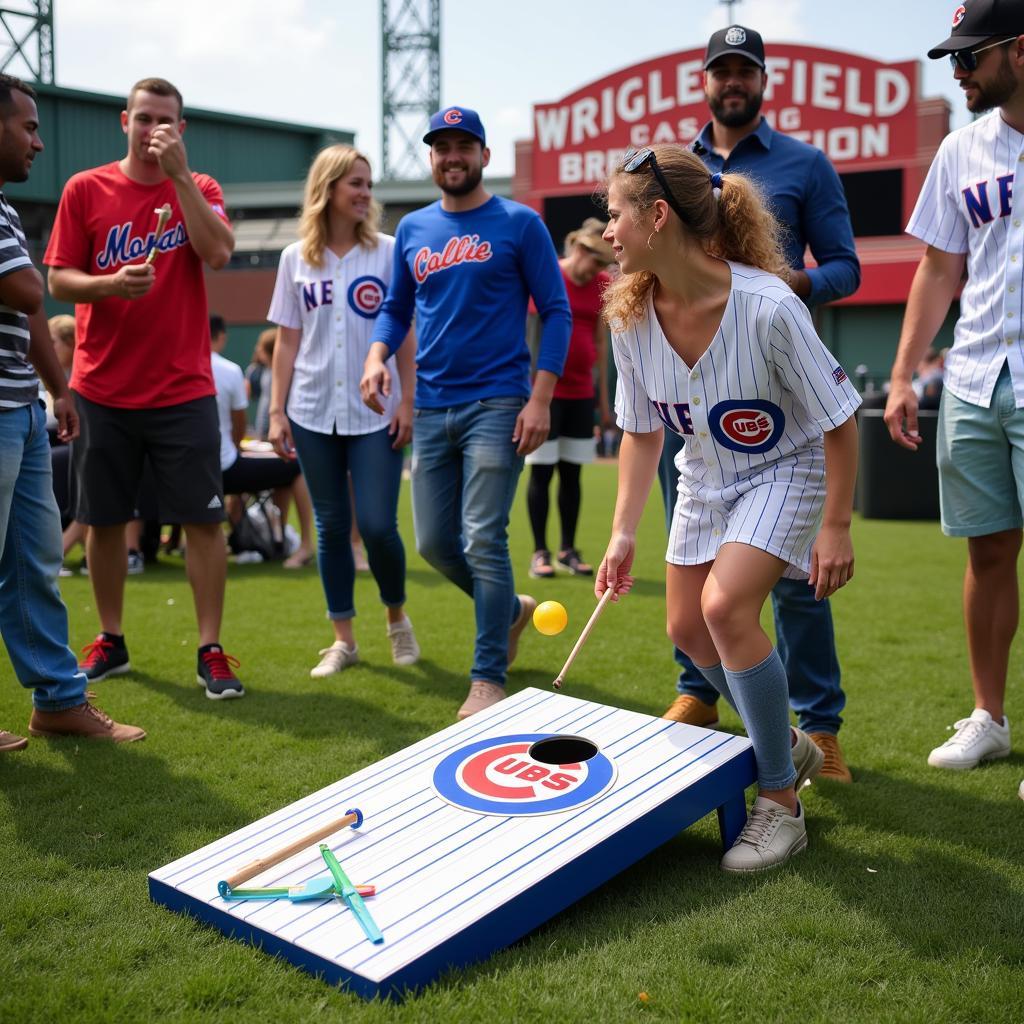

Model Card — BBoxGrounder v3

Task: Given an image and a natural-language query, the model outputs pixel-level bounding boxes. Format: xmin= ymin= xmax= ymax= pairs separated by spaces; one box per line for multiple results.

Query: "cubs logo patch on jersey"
xmin=708 ymin=399 xmax=786 ymax=454
xmin=432 ymin=734 xmax=616 ymax=816
xmin=347 ymin=275 xmax=386 ymax=319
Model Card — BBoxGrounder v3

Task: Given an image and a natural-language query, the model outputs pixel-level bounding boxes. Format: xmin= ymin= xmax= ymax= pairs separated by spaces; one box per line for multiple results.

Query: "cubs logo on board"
xmin=432 ymin=734 xmax=616 ymax=816
xmin=347 ymin=275 xmax=386 ymax=319
xmin=708 ymin=399 xmax=786 ymax=455
xmin=952 ymin=5 xmax=966 ymax=26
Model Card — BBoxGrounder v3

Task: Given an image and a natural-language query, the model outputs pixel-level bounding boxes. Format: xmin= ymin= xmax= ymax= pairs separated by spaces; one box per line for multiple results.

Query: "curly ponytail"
xmin=600 ymin=144 xmax=788 ymax=330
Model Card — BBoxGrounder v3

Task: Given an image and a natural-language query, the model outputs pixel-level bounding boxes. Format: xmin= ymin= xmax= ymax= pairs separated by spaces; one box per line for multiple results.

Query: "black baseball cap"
xmin=927 ymin=0 xmax=1024 ymax=58
xmin=423 ymin=106 xmax=486 ymax=146
xmin=704 ymin=25 xmax=766 ymax=70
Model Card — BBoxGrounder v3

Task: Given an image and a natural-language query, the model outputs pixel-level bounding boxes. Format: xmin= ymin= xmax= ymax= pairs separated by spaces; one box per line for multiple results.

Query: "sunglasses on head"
xmin=949 ymin=35 xmax=1017 ymax=72
xmin=622 ymin=148 xmax=693 ymax=227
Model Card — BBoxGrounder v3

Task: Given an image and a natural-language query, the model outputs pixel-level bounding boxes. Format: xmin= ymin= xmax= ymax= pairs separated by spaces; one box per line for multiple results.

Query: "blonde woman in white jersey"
xmin=597 ymin=144 xmax=861 ymax=871
xmin=268 ymin=145 xmax=419 ymax=676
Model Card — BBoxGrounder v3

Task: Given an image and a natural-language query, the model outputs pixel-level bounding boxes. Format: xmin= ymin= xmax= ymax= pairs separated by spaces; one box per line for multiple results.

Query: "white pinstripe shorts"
xmin=666 ymin=454 xmax=825 ymax=579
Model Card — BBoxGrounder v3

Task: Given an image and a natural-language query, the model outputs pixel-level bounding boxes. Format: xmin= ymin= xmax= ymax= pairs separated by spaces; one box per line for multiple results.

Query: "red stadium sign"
xmin=527 ymin=44 xmax=919 ymax=192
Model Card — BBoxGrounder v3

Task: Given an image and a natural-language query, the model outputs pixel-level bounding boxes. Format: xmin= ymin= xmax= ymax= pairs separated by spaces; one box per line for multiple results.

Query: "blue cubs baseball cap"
xmin=423 ymin=106 xmax=486 ymax=146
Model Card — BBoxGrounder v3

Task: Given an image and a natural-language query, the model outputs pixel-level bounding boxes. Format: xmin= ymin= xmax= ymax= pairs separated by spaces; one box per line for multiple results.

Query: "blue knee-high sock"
xmin=723 ymin=649 xmax=797 ymax=791
xmin=693 ymin=661 xmax=738 ymax=713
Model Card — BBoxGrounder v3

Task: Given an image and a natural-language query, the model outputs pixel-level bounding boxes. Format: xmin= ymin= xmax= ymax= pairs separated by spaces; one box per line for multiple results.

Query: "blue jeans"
xmin=658 ymin=429 xmax=845 ymax=735
xmin=411 ymin=398 xmax=525 ymax=686
xmin=289 ymin=421 xmax=406 ymax=620
xmin=0 ymin=403 xmax=88 ymax=711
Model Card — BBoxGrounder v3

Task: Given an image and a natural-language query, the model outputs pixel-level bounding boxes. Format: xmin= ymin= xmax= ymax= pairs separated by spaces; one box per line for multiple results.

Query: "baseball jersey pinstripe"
xmin=907 ymin=111 xmax=1024 ymax=409
xmin=612 ymin=262 xmax=861 ymax=575
xmin=268 ymin=237 xmax=402 ymax=435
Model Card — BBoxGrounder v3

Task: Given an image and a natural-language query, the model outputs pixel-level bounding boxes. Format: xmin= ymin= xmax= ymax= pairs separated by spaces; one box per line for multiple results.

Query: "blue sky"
xmin=51 ymin=0 xmax=972 ymax=177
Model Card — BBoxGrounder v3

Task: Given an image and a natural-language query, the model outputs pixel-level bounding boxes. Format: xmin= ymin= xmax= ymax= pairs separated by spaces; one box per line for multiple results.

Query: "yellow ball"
xmin=533 ymin=600 xmax=568 ymax=636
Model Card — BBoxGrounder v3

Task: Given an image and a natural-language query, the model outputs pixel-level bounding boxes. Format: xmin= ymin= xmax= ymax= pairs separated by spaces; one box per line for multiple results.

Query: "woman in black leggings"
xmin=526 ymin=218 xmax=613 ymax=578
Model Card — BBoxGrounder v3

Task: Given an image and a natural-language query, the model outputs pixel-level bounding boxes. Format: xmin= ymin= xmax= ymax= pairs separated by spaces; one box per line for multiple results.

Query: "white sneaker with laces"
xmin=387 ymin=617 xmax=420 ymax=666
xmin=720 ymin=796 xmax=807 ymax=873
xmin=310 ymin=641 xmax=359 ymax=678
xmin=927 ymin=709 xmax=1011 ymax=770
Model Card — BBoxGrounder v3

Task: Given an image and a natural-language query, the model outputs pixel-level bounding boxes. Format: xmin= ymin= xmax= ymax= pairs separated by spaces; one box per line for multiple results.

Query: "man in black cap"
xmin=657 ymin=25 xmax=861 ymax=783
xmin=885 ymin=1 xmax=1024 ymax=801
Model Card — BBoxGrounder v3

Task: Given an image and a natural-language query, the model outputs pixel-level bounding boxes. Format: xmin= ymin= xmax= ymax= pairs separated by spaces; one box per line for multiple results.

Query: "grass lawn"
xmin=1 ymin=461 xmax=1022 ymax=1023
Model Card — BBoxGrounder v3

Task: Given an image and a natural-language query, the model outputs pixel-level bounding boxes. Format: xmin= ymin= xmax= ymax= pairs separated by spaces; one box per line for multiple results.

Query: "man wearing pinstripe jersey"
xmin=886 ymin=0 xmax=1024 ymax=799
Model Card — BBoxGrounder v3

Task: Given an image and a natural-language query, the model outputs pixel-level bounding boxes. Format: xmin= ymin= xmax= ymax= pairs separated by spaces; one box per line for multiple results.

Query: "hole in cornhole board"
xmin=528 ymin=735 xmax=598 ymax=765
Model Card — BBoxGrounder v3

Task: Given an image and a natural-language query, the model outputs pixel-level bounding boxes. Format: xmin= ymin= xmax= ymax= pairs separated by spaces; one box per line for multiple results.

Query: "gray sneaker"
xmin=457 ymin=680 xmax=506 ymax=720
xmin=792 ymin=728 xmax=826 ymax=789
xmin=387 ymin=617 xmax=420 ymax=666
xmin=310 ymin=641 xmax=359 ymax=678
xmin=721 ymin=797 xmax=808 ymax=873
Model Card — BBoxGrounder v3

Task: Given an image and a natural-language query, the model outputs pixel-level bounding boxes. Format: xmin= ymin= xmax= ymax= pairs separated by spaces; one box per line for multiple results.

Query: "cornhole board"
xmin=149 ymin=686 xmax=754 ymax=1000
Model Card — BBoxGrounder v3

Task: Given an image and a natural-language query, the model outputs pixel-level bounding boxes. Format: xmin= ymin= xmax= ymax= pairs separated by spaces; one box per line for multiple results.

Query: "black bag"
xmin=227 ymin=497 xmax=285 ymax=561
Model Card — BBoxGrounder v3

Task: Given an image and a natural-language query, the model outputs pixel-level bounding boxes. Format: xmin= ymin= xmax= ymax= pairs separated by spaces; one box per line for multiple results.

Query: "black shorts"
xmin=222 ymin=452 xmax=301 ymax=494
xmin=72 ymin=392 xmax=225 ymax=526
xmin=549 ymin=397 xmax=596 ymax=440
xmin=525 ymin=396 xmax=596 ymax=466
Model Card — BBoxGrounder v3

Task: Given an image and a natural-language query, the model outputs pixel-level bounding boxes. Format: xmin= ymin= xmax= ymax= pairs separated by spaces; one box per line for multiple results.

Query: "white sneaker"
xmin=310 ymin=641 xmax=358 ymax=678
xmin=720 ymin=796 xmax=807 ymax=873
xmin=927 ymin=709 xmax=1011 ymax=770
xmin=387 ymin=616 xmax=420 ymax=666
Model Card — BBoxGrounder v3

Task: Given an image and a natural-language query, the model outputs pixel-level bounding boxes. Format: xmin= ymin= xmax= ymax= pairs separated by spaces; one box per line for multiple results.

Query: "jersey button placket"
xmin=1007 ymin=164 xmax=1024 ymax=361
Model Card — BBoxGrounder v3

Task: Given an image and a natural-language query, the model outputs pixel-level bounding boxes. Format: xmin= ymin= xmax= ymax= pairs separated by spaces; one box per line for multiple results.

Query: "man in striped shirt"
xmin=0 ymin=73 xmax=144 ymax=749
xmin=886 ymin=1 xmax=1024 ymax=797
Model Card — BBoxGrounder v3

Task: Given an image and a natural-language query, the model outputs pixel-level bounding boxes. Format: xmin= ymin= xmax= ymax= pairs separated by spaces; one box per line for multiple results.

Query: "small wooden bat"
xmin=217 ymin=808 xmax=363 ymax=897
xmin=145 ymin=203 xmax=172 ymax=264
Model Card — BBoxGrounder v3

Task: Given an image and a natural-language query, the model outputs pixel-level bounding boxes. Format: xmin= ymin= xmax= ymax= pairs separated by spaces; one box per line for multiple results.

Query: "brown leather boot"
xmin=807 ymin=732 xmax=853 ymax=783
xmin=0 ymin=729 xmax=28 ymax=752
xmin=662 ymin=694 xmax=720 ymax=727
xmin=28 ymin=702 xmax=146 ymax=743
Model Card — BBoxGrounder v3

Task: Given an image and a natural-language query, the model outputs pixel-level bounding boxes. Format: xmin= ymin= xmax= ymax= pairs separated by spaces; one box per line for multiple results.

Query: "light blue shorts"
xmin=937 ymin=364 xmax=1024 ymax=537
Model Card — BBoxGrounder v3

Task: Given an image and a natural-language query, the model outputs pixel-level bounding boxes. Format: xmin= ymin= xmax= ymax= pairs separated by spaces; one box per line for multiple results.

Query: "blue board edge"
xmin=148 ymin=745 xmax=755 ymax=1002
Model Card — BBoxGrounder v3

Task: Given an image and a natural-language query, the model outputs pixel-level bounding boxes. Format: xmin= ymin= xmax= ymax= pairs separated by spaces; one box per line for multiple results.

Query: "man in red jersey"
xmin=45 ymin=78 xmax=244 ymax=700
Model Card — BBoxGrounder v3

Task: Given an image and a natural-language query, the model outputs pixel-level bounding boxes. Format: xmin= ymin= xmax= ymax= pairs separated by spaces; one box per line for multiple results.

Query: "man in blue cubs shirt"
xmin=362 ymin=106 xmax=571 ymax=720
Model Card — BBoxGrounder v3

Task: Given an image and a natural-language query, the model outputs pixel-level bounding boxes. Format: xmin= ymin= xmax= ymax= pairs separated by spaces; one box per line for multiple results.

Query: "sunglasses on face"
xmin=949 ymin=35 xmax=1017 ymax=72
xmin=622 ymin=148 xmax=693 ymax=228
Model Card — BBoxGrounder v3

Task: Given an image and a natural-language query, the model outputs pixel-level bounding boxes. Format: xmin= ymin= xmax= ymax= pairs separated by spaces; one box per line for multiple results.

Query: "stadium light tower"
xmin=719 ymin=0 xmax=741 ymax=24
xmin=381 ymin=0 xmax=441 ymax=180
xmin=0 ymin=0 xmax=54 ymax=83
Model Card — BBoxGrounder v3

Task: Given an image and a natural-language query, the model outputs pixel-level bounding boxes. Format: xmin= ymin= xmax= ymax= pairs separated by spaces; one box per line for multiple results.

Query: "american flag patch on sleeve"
xmin=832 ymin=366 xmax=848 ymax=385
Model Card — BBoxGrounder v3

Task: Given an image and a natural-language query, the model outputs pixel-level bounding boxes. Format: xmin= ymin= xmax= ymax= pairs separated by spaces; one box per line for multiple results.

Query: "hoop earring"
xmin=646 ymin=231 xmax=656 ymax=250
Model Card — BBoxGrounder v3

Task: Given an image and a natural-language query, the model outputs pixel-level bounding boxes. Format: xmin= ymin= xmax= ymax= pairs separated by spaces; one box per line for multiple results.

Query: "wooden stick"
xmin=221 ymin=809 xmax=362 ymax=891
xmin=553 ymin=588 xmax=615 ymax=690
xmin=145 ymin=204 xmax=172 ymax=265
